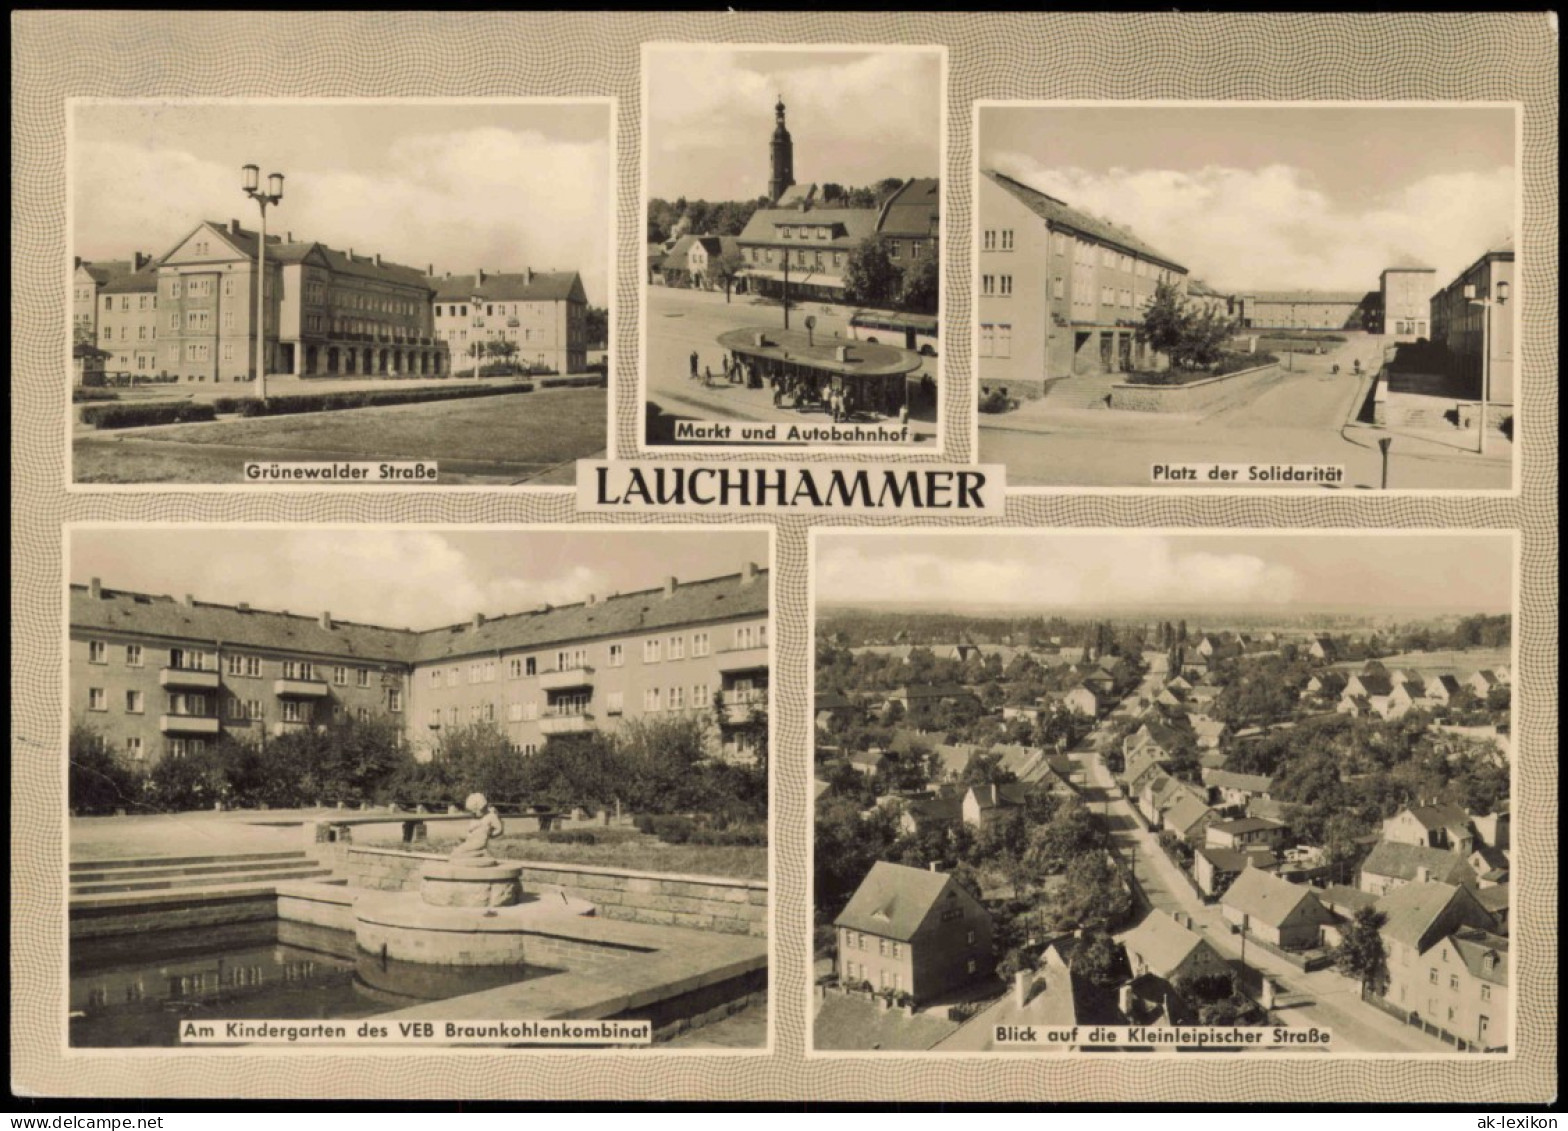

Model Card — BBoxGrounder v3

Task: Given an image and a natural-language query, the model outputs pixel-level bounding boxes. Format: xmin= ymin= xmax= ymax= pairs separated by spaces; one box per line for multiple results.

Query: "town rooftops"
xmin=889 ymin=683 xmax=974 ymax=700
xmin=982 ymin=169 xmax=1188 ymax=274
xmin=875 ymin=177 xmax=941 ymax=239
xmin=833 ymin=860 xmax=968 ymax=942
xmin=1197 ymin=846 xmax=1278 ymax=873
xmin=737 ymin=206 xmax=880 ymax=250
xmin=968 ymin=781 xmax=1033 ymax=811
xmin=1318 ymin=884 xmax=1379 ymax=916
xmin=71 ymin=567 xmax=769 ymax=667
xmin=100 ymin=266 xmax=159 ymax=295
xmin=1162 ymin=793 xmax=1214 ymax=835
xmin=1210 ymin=817 xmax=1284 ymax=836
xmin=1360 ymin=841 xmax=1473 ymax=886
xmin=1222 ymin=868 xmax=1329 ymax=929
xmin=1121 ymin=912 xmax=1211 ymax=979
xmin=1405 ymin=803 xmax=1474 ymax=833
xmin=1202 ymin=769 xmax=1274 ymax=795
xmin=1449 ymin=928 xmax=1509 ymax=986
xmin=77 ymin=257 xmax=143 ymax=286
xmin=849 ymin=749 xmax=889 ymax=769
xmin=1244 ymin=290 xmax=1371 ymax=305
xmin=1382 ymin=256 xmax=1437 ymax=274
xmin=431 ymin=269 xmax=586 ymax=304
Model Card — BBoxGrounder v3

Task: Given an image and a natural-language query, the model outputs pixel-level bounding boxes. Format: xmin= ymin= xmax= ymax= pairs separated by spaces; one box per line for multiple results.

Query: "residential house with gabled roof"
xmin=1357 ymin=840 xmax=1475 ymax=897
xmin=1194 ymin=846 xmax=1279 ymax=898
xmin=1206 ymin=816 xmax=1288 ymax=852
xmin=1345 ymin=672 xmax=1395 ymax=700
xmin=1120 ymin=911 xmax=1233 ymax=1024
xmin=930 ymin=742 xmax=984 ymax=782
xmin=1137 ymin=774 xmax=1205 ymax=831
xmin=1055 ymin=684 xmax=1101 ymax=717
xmin=1382 ymin=804 xmax=1477 ymax=854
xmin=1161 ymin=793 xmax=1219 ymax=845
xmin=1374 ymin=881 xmax=1505 ymax=1050
xmin=1467 ymin=670 xmax=1502 ymax=697
xmin=1202 ymin=768 xmax=1274 ymax=809
xmin=1422 ymin=674 xmax=1464 ymax=705
xmin=1468 ymin=846 xmax=1509 ymax=888
xmin=962 ymin=782 xmax=1036 ymax=830
xmin=1220 ymin=868 xmax=1333 ymax=950
xmin=898 ymin=791 xmax=965 ymax=835
xmin=1307 ymin=636 xmax=1335 ymax=662
xmin=883 ymin=683 xmax=978 ymax=726
xmin=834 ymin=861 xmax=993 ymax=1003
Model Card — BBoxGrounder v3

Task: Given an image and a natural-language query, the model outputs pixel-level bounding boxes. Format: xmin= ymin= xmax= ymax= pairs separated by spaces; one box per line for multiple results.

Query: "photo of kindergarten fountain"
xmin=353 ymin=794 xmax=598 ymax=966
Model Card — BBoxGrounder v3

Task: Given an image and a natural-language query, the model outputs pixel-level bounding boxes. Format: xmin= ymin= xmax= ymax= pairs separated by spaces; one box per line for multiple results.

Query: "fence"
xmin=1359 ymin=985 xmax=1499 ymax=1053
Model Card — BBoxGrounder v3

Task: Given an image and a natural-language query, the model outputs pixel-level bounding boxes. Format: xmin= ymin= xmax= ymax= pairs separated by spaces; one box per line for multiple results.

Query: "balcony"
xmin=538 ymin=713 xmax=596 ymax=736
xmin=538 ymin=666 xmax=594 ymax=692
xmin=715 ymin=646 xmax=769 ymax=674
xmin=720 ymin=690 xmax=769 ymax=725
xmin=271 ymin=720 xmax=324 ymax=738
xmin=274 ymin=678 xmax=330 ymax=699
xmin=159 ymin=667 xmax=221 ymax=691
xmin=159 ymin=714 xmax=221 ymax=736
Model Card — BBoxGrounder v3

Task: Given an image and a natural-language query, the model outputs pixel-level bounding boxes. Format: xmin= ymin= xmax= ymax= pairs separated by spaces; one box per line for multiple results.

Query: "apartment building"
xmin=976 ymin=169 xmax=1190 ymax=401
xmin=430 ymin=269 xmax=590 ymax=376
xmin=1380 ymin=261 xmax=1437 ymax=340
xmin=1429 ymin=237 xmax=1515 ymax=406
xmin=96 ymin=265 xmax=162 ymax=376
xmin=70 ymin=565 xmax=770 ymax=769
xmin=74 ymin=254 xmax=154 ymax=345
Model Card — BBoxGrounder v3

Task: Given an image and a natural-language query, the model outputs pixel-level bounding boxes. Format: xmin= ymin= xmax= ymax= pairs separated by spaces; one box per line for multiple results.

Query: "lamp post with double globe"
xmin=241 ymin=164 xmax=285 ymax=400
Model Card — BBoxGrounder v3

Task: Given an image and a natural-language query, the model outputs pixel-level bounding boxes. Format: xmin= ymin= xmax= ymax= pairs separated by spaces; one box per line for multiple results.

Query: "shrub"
xmin=72 ymin=388 xmax=119 ymax=403
xmin=978 ymin=389 xmax=1014 ymax=414
xmin=1212 ymin=351 xmax=1278 ymax=376
xmin=544 ymin=829 xmax=598 ymax=846
xmin=212 ymin=383 xmax=534 ymax=419
xmin=80 ymin=402 xmax=218 ymax=429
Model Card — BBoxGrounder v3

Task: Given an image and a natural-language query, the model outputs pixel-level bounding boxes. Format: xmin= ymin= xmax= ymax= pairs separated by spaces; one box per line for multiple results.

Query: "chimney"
xmin=525 ymin=267 xmax=534 ymax=284
xmin=89 ymin=577 xmax=101 ymax=600
xmin=586 ymin=594 xmax=597 ymax=607
xmin=74 ymin=255 xmax=83 ymax=270
xmin=237 ymin=603 xmax=250 ymax=613
xmin=472 ymin=612 xmax=486 ymax=631
xmin=1014 ymin=969 xmax=1032 ymax=1009
xmin=182 ymin=593 xmax=195 ymax=608
xmin=427 ymin=264 xmax=434 ymax=277
xmin=286 ymin=231 xmax=294 ymax=243
xmin=134 ymin=252 xmax=149 ymax=270
xmin=477 ymin=268 xmax=486 ymax=285
xmin=835 ymin=344 xmax=851 ymax=363
xmin=1416 ymin=866 xmax=1430 ymax=884
xmin=928 ymin=861 xmax=940 ymax=873
xmin=663 ymin=577 xmax=677 ymax=599
xmin=230 ymin=219 xmax=241 ymax=235
xmin=320 ymin=610 xmax=333 ymax=630
xmin=742 ymin=561 xmax=759 ymax=585
xmin=375 ymin=254 xmax=382 ymax=267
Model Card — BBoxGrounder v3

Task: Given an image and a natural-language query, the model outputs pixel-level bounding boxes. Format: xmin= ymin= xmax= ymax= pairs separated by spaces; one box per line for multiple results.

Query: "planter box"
xmin=1110 ymin=363 xmax=1280 ymax=414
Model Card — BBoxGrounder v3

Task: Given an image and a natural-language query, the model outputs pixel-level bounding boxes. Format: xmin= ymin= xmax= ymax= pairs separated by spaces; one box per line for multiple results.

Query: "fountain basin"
xmin=355 ymin=890 xmax=596 ymax=966
xmin=420 ymin=861 xmax=523 ymax=908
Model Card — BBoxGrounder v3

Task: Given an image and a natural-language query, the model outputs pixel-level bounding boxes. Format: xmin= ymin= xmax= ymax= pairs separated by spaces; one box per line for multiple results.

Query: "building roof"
xmin=1202 ymin=768 xmax=1274 ymax=795
xmin=875 ymin=177 xmax=940 ymax=239
xmin=1449 ymin=928 xmax=1509 ymax=986
xmin=904 ymin=794 xmax=964 ymax=825
xmin=932 ymin=742 xmax=983 ymax=778
xmin=431 ymin=269 xmax=585 ymax=304
xmin=891 ymin=683 xmax=973 ymax=700
xmin=1222 ymin=868 xmax=1328 ymax=928
xmin=849 ymin=749 xmax=888 ymax=768
xmin=99 ymin=266 xmax=159 ymax=295
xmin=1473 ymin=883 xmax=1510 ymax=915
xmin=1382 ymin=256 xmax=1436 ymax=274
xmin=1404 ymin=803 xmax=1474 ymax=834
xmin=1375 ymin=881 xmax=1494 ymax=951
xmin=1122 ymin=912 xmax=1211 ymax=979
xmin=267 ymin=240 xmax=435 ymax=291
xmin=1163 ymin=793 xmax=1215 ymax=836
xmin=716 ymin=327 xmax=922 ymax=378
xmin=71 ymin=569 xmax=768 ymax=667
xmin=1211 ymin=817 xmax=1284 ymax=836
xmin=1245 ymin=290 xmax=1370 ymax=305
xmin=1197 ymin=846 xmax=1278 ymax=873
xmin=834 ymin=860 xmax=975 ymax=942
xmin=982 ymin=170 xmax=1187 ymax=274
xmin=1318 ymin=884 xmax=1380 ymax=915
xmin=736 ymin=206 xmax=880 ymax=250
xmin=968 ymin=781 xmax=1033 ymax=811
xmin=77 ymin=258 xmax=139 ymax=286
xmin=990 ymin=743 xmax=1045 ymax=779
xmin=1360 ymin=840 xmax=1473 ymax=886
xmin=1350 ymin=673 xmax=1395 ymax=697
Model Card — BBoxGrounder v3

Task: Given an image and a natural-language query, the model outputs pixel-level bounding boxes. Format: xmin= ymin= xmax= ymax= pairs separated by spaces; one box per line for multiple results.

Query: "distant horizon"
xmin=817 ymin=601 xmax=1506 ymax=622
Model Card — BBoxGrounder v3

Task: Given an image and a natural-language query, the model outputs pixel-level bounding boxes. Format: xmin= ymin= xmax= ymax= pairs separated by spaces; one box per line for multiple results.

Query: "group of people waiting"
xmin=689 ymin=349 xmax=763 ymax=390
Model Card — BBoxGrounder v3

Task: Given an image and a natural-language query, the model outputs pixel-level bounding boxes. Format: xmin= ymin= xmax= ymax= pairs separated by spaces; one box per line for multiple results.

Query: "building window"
xmin=999 ymin=275 xmax=1012 ymax=296
xmin=967 ymin=930 xmax=977 ymax=945
xmin=1052 ymin=277 xmax=1065 ymax=301
xmin=282 ymin=660 xmax=314 ymax=681
xmin=1429 ymin=968 xmax=1438 ymax=985
xmin=88 ymin=641 xmax=107 ymax=664
xmin=979 ymin=323 xmax=993 ymax=358
xmin=734 ymin=625 xmax=756 ymax=650
xmin=605 ymin=691 xmax=623 ymax=715
xmin=483 ymin=702 xmax=495 ymax=722
xmin=124 ymin=644 xmax=143 ymax=667
xmin=981 ymin=274 xmax=995 ymax=297
xmin=967 ymin=960 xmax=977 ymax=975
xmin=669 ymin=686 xmax=686 ymax=710
xmin=1450 ymin=975 xmax=1460 ymax=991
xmin=1481 ymin=985 xmax=1491 ymax=1001
xmin=644 ymin=688 xmax=661 ymax=712
xmin=506 ymin=658 xmax=522 ymax=680
xmin=124 ymin=690 xmax=144 ymax=714
xmin=484 ymin=661 xmax=496 ymax=683
xmin=982 ymin=230 xmax=995 ymax=251
xmin=88 ymin=688 xmax=106 ymax=711
xmin=889 ymin=240 xmax=902 ymax=259
xmin=608 ymin=644 xmax=623 ymax=668
xmin=125 ymin=737 xmax=144 ymax=761
xmin=694 ymin=683 xmax=710 ymax=708
xmin=526 ymin=657 xmax=537 ymax=677
xmin=387 ymin=689 xmax=402 ymax=712
xmin=692 ymin=632 xmax=710 ymax=657
xmin=878 ymin=938 xmax=888 ymax=956
xmin=356 ymin=669 xmax=370 ymax=688
xmin=1001 ymin=229 xmax=1014 ymax=251
xmin=333 ymin=666 xmax=348 ymax=686
xmin=644 ymin=639 xmax=661 ymax=663
xmin=166 ymin=693 xmax=208 ymax=718
xmin=668 ymin=635 xmax=685 ymax=660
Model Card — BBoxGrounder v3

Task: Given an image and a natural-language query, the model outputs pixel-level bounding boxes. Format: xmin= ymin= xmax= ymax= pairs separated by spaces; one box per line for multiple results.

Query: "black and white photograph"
xmin=812 ymin=530 xmax=1514 ymax=1054
xmin=66 ymin=525 xmax=771 ymax=1049
xmin=642 ymin=45 xmax=944 ymax=449
xmin=974 ymin=103 xmax=1519 ymax=491
xmin=69 ymin=100 xmax=612 ymax=487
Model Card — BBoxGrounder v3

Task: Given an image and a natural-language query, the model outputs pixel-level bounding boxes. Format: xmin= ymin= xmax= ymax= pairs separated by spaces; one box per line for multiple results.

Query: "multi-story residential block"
xmin=1380 ymin=261 xmax=1437 ymax=339
xmin=70 ymin=565 xmax=769 ymax=769
xmin=1429 ymin=238 xmax=1515 ymax=406
xmin=1375 ymin=880 xmax=1508 ymax=1051
xmin=835 ymin=861 xmax=994 ymax=1003
xmin=431 ymin=269 xmax=589 ymax=376
xmin=96 ymin=265 xmax=162 ymax=377
xmin=976 ymin=169 xmax=1190 ymax=402
xmin=73 ymin=254 xmax=153 ymax=345
xmin=1234 ymin=289 xmax=1378 ymax=331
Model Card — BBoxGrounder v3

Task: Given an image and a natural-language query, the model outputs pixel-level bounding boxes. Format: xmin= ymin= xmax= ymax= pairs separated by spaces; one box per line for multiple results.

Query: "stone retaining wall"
xmin=1109 ymin=363 xmax=1279 ymax=413
xmin=323 ymin=844 xmax=768 ymax=938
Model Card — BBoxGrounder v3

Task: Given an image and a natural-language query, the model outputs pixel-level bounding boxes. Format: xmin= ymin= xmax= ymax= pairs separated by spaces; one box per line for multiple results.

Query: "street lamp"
xmin=242 ymin=164 xmax=285 ymax=400
xmin=1463 ymin=279 xmax=1509 ymax=455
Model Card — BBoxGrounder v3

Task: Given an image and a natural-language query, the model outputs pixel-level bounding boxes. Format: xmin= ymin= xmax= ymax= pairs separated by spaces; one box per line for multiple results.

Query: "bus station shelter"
xmin=716 ymin=327 xmax=923 ymax=420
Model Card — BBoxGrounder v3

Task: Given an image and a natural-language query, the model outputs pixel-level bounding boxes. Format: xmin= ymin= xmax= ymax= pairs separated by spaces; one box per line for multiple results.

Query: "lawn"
xmin=72 ymin=387 xmax=606 ymax=484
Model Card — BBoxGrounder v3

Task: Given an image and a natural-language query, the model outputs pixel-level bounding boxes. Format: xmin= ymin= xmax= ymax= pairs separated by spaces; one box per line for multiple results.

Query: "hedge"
xmin=539 ymin=374 xmax=604 ymax=389
xmin=633 ymin=814 xmax=767 ymax=846
xmin=211 ymin=383 xmax=533 ymax=418
xmin=72 ymin=388 xmax=119 ymax=403
xmin=80 ymin=402 xmax=218 ymax=429
xmin=1123 ymin=352 xmax=1278 ymax=387
xmin=544 ymin=830 xmax=599 ymax=846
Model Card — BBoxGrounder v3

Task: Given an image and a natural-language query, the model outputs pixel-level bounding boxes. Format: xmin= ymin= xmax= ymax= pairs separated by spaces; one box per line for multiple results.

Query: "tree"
xmin=68 ymin=721 xmax=145 ymax=814
xmin=841 ymin=237 xmax=902 ymax=307
xmin=584 ymin=306 xmax=609 ymax=349
xmin=898 ymin=254 xmax=940 ymax=314
xmin=1332 ymin=906 xmax=1389 ymax=993
xmin=1071 ymin=930 xmax=1127 ymax=988
xmin=710 ymin=247 xmax=747 ymax=303
xmin=1049 ymin=852 xmax=1132 ymax=933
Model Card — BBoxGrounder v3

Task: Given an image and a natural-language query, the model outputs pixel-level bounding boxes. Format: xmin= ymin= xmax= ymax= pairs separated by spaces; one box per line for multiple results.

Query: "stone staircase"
xmin=1039 ymin=370 xmax=1120 ymax=411
xmin=69 ymin=851 xmax=339 ymax=899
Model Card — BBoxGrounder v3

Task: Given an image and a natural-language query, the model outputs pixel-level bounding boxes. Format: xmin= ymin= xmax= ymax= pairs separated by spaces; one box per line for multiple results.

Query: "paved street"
xmin=645 ymin=285 xmax=937 ymax=444
xmin=1068 ymin=705 xmax=1449 ymax=1054
xmin=981 ymin=336 xmax=1512 ymax=489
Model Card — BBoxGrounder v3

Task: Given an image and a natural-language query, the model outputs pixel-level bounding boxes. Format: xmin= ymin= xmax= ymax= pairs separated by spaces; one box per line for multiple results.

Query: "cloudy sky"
xmin=816 ymin=532 xmax=1513 ymax=615
xmin=983 ymin=104 xmax=1515 ymax=292
xmin=70 ymin=528 xmax=770 ymax=630
xmin=646 ymin=47 xmax=942 ymax=201
xmin=72 ymin=100 xmax=611 ymax=304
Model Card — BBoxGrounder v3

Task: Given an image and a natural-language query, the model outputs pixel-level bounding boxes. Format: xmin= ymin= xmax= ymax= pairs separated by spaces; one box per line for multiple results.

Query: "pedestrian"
xmin=704 ymin=365 xmax=713 ymax=387
xmin=689 ymin=349 xmax=699 ymax=379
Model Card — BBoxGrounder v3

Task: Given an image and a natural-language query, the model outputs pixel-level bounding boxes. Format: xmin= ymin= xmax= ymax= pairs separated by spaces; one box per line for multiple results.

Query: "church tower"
xmin=768 ymin=95 xmax=795 ymax=205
